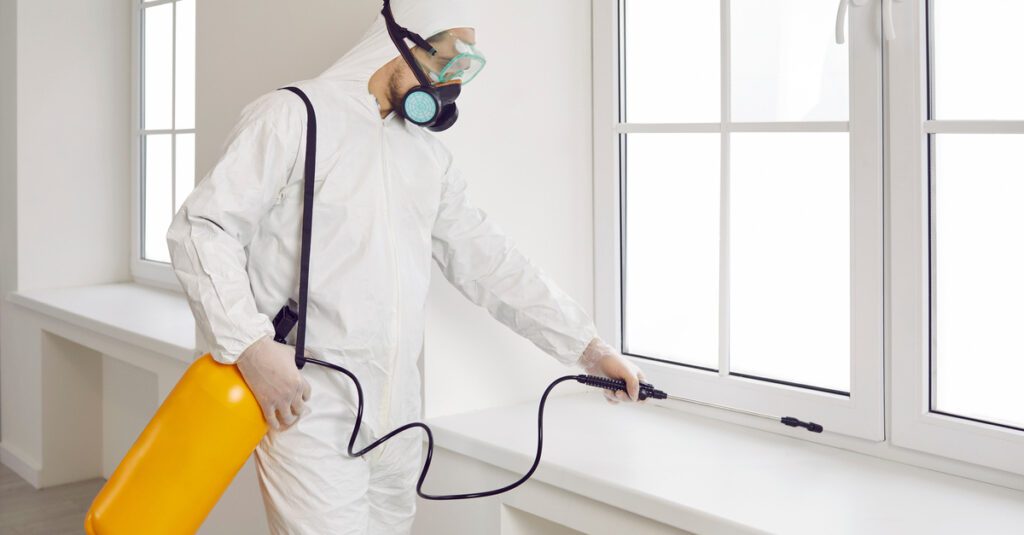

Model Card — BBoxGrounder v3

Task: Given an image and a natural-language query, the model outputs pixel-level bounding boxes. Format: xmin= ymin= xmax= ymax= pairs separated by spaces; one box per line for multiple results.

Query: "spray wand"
xmin=574 ymin=374 xmax=824 ymax=433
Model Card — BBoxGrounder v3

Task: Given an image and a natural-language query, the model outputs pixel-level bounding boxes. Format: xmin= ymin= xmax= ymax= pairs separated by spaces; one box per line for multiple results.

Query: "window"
xmin=890 ymin=0 xmax=1024 ymax=475
xmin=594 ymin=0 xmax=1024 ymax=481
xmin=134 ymin=0 xmax=195 ymax=282
xmin=598 ymin=0 xmax=883 ymax=439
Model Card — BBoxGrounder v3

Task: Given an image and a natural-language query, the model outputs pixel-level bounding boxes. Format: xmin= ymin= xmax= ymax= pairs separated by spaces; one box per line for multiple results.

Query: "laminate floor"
xmin=0 ymin=462 xmax=103 ymax=534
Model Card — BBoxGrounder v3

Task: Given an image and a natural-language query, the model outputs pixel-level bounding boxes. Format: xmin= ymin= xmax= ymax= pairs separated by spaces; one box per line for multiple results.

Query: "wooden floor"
xmin=0 ymin=463 xmax=104 ymax=534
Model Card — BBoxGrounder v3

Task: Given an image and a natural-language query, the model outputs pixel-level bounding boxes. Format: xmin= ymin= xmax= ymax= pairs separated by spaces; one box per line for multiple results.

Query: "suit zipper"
xmin=376 ymin=119 xmax=401 ymax=461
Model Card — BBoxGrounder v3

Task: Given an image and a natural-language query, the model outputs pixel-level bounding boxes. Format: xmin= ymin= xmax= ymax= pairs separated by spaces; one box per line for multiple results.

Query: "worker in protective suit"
xmin=165 ymin=0 xmax=647 ymax=532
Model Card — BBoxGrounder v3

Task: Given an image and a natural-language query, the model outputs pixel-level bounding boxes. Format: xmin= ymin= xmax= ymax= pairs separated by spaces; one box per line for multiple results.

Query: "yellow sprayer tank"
xmin=85 ymin=353 xmax=267 ymax=534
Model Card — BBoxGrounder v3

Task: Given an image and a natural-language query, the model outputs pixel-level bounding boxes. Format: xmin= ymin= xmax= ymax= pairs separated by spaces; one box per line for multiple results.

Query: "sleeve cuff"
xmin=210 ymin=320 xmax=275 ymax=365
xmin=566 ymin=325 xmax=601 ymax=368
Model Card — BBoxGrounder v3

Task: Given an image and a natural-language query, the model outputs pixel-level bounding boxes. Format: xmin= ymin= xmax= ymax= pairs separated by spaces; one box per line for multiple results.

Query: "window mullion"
xmin=142 ymin=128 xmax=195 ymax=135
xmin=924 ymin=120 xmax=1024 ymax=134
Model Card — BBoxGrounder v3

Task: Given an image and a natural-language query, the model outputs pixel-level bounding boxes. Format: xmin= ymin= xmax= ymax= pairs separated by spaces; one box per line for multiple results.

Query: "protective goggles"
xmin=413 ymin=31 xmax=486 ymax=85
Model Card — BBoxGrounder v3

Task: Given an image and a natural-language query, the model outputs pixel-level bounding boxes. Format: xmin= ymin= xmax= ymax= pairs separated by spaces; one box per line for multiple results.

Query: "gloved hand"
xmin=578 ymin=337 xmax=648 ymax=404
xmin=236 ymin=334 xmax=312 ymax=431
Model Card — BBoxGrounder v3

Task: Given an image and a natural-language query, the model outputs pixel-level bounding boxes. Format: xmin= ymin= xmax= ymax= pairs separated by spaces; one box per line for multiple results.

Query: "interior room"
xmin=1 ymin=0 xmax=1022 ymax=533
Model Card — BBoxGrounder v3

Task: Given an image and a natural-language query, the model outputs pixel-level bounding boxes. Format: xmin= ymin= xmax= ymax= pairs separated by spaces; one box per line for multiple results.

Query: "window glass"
xmin=144 ymin=134 xmax=173 ymax=263
xmin=624 ymin=0 xmax=720 ymax=123
xmin=175 ymin=0 xmax=196 ymax=130
xmin=730 ymin=133 xmax=850 ymax=392
xmin=731 ymin=0 xmax=848 ymax=122
xmin=624 ymin=134 xmax=721 ymax=369
xmin=144 ymin=3 xmax=174 ymax=130
xmin=933 ymin=134 xmax=1024 ymax=429
xmin=175 ymin=133 xmax=195 ymax=212
xmin=932 ymin=0 xmax=1024 ymax=120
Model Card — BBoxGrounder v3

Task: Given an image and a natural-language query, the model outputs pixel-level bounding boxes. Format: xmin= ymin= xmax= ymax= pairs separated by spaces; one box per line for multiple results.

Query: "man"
xmin=166 ymin=0 xmax=646 ymax=533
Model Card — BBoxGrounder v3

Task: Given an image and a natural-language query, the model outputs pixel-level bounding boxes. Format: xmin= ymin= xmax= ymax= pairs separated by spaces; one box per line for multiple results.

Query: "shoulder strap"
xmin=276 ymin=85 xmax=316 ymax=370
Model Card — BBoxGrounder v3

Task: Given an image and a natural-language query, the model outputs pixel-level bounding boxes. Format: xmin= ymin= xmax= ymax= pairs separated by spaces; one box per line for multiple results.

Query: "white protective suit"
xmin=166 ymin=0 xmax=599 ymax=532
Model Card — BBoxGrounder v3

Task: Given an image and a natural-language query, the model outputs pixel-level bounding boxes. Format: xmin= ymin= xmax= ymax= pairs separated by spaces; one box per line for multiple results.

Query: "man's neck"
xmin=368 ymin=65 xmax=393 ymax=119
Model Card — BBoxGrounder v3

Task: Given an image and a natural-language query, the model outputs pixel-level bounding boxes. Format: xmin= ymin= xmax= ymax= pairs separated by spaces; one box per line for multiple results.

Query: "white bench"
xmin=2 ymin=282 xmax=268 ymax=534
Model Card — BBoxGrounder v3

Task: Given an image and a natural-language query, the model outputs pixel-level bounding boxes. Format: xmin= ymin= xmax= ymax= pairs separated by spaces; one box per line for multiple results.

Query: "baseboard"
xmin=1 ymin=441 xmax=43 ymax=489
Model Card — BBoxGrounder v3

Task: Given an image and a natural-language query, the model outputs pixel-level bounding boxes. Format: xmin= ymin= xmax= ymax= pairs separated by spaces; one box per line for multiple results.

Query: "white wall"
xmin=0 ymin=0 xmax=17 ymax=302
xmin=14 ymin=0 xmax=131 ymax=291
xmin=0 ymin=0 xmax=17 ymax=437
xmin=196 ymin=0 xmax=378 ymax=176
xmin=423 ymin=0 xmax=595 ymax=417
xmin=196 ymin=0 xmax=597 ymax=419
xmin=1 ymin=0 xmax=132 ymax=475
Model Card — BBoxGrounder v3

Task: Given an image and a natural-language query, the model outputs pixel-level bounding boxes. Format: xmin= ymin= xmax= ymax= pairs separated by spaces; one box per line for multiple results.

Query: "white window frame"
xmin=594 ymin=0 xmax=885 ymax=441
xmin=888 ymin=0 xmax=1024 ymax=475
xmin=131 ymin=0 xmax=191 ymax=293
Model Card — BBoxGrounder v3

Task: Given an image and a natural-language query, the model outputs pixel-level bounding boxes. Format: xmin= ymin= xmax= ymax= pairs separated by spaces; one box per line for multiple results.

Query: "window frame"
xmin=131 ymin=0 xmax=192 ymax=292
xmin=594 ymin=0 xmax=885 ymax=441
xmin=888 ymin=0 xmax=1024 ymax=475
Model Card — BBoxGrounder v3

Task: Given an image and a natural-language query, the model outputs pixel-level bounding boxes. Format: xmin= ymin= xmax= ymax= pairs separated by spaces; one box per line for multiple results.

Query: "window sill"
xmin=3 ymin=282 xmax=198 ymax=487
xmin=426 ymin=393 xmax=1024 ymax=534
xmin=7 ymin=284 xmax=1023 ymax=532
xmin=6 ymin=282 xmax=196 ymax=364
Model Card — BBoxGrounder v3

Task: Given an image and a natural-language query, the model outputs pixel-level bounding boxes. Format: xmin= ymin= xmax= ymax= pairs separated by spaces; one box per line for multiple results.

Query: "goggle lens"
xmin=418 ymin=34 xmax=486 ymax=86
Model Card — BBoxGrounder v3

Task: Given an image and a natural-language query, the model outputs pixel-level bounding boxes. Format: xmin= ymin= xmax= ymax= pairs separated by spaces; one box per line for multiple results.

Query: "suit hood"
xmin=317 ymin=0 xmax=478 ymax=85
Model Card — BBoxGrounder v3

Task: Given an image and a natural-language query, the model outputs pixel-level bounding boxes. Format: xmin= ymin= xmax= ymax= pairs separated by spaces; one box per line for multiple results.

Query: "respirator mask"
xmin=381 ymin=0 xmax=486 ymax=131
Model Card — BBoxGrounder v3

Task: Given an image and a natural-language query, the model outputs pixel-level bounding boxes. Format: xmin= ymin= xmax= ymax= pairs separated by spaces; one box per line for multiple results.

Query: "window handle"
xmin=883 ymin=0 xmax=904 ymax=41
xmin=836 ymin=0 xmax=869 ymax=44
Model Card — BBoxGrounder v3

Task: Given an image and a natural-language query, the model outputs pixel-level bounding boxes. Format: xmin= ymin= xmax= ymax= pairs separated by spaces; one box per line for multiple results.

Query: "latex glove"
xmin=236 ymin=334 xmax=312 ymax=431
xmin=578 ymin=337 xmax=648 ymax=404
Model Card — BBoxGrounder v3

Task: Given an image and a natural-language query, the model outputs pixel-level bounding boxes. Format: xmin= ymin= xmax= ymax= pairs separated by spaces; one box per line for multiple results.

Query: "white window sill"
xmin=425 ymin=393 xmax=1024 ymax=534
xmin=6 ymin=282 xmax=196 ymax=364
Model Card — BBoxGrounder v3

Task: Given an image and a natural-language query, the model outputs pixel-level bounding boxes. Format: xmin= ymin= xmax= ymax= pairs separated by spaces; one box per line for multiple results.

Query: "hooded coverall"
xmin=166 ymin=0 xmax=599 ymax=532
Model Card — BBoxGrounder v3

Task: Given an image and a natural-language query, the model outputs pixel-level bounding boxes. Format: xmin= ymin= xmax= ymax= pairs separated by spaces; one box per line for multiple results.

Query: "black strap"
xmin=382 ymin=0 xmax=436 ymax=88
xmin=276 ymin=86 xmax=316 ymax=370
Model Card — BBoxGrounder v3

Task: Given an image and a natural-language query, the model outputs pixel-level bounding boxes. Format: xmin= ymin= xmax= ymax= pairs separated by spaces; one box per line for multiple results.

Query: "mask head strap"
xmin=381 ymin=0 xmax=436 ymax=88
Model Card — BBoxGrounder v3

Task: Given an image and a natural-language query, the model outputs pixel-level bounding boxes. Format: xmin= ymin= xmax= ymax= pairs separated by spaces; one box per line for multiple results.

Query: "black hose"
xmin=301 ymin=356 xmax=577 ymax=500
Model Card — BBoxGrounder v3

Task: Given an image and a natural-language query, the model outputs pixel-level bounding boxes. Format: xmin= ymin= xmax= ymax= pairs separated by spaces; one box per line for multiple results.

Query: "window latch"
xmin=835 ymin=0 xmax=868 ymax=45
xmin=883 ymin=0 xmax=905 ymax=42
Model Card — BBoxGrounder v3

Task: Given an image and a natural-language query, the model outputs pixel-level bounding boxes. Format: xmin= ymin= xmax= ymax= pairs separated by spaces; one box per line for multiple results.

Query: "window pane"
xmin=624 ymin=134 xmax=720 ymax=369
xmin=730 ymin=133 xmax=850 ymax=392
xmin=932 ymin=0 xmax=1024 ymax=120
xmin=933 ymin=134 xmax=1024 ymax=429
xmin=175 ymin=0 xmax=196 ymax=129
xmin=144 ymin=3 xmax=174 ymax=130
xmin=731 ymin=0 xmax=848 ymax=122
xmin=144 ymin=134 xmax=172 ymax=263
xmin=174 ymin=133 xmax=195 ymax=212
xmin=624 ymin=0 xmax=720 ymax=123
